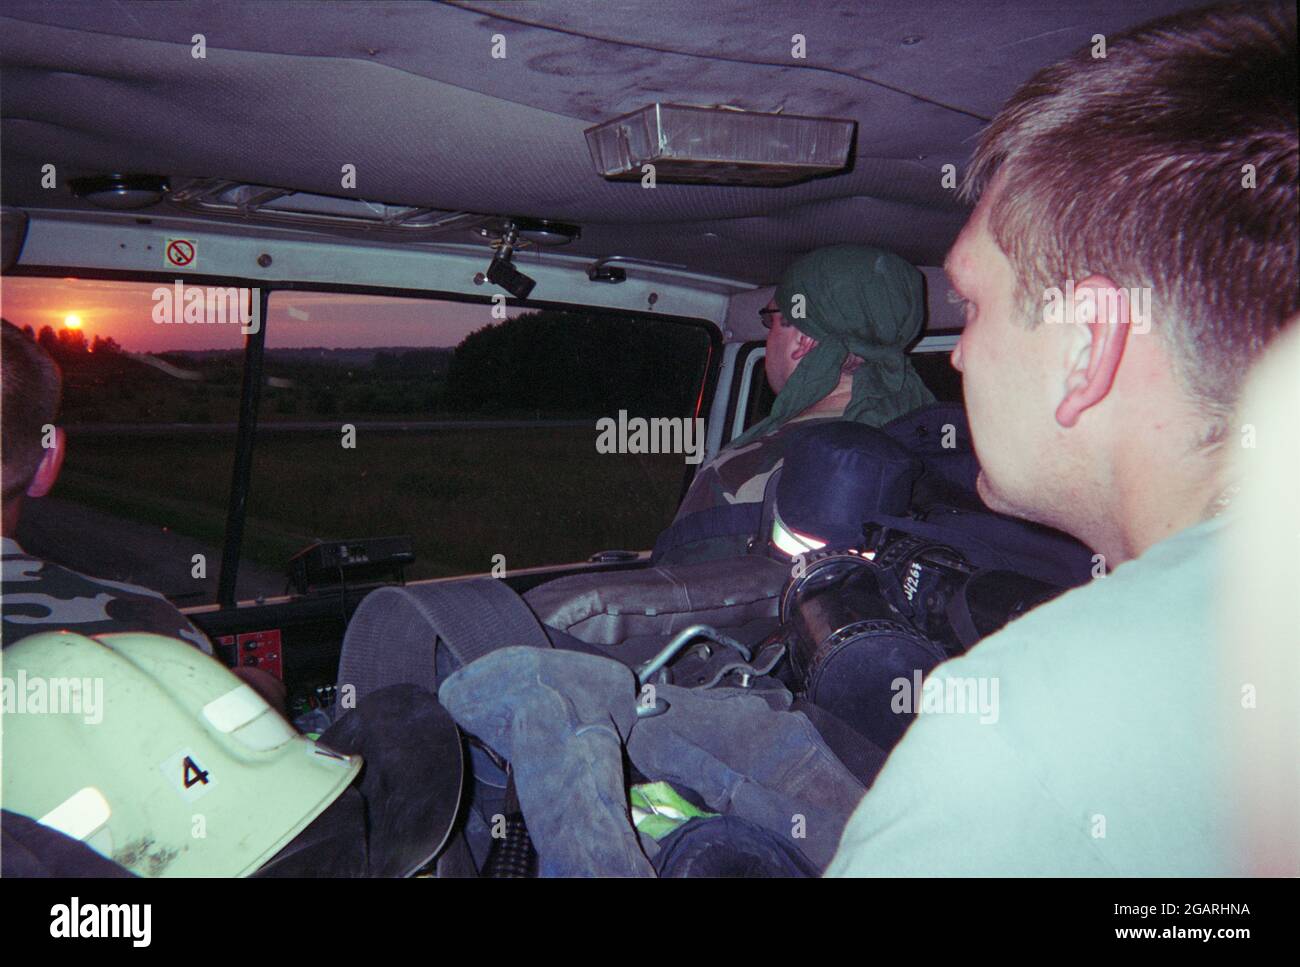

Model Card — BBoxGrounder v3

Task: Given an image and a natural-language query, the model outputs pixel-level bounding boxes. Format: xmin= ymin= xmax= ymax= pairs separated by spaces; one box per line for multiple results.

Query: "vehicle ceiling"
xmin=1 ymin=0 xmax=1207 ymax=285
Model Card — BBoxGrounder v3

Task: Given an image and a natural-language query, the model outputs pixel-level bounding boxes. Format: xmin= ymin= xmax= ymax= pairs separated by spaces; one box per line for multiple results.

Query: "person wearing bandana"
xmin=668 ymin=244 xmax=935 ymax=562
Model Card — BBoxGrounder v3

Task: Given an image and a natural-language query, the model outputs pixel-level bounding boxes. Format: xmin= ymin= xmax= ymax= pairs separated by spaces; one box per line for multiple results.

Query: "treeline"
xmin=19 ymin=310 xmax=712 ymax=423
xmin=446 ymin=310 xmax=710 ymax=418
xmin=259 ymin=348 xmax=450 ymax=417
xmin=23 ymin=323 xmax=123 ymax=358
xmin=14 ymin=324 xmax=235 ymax=424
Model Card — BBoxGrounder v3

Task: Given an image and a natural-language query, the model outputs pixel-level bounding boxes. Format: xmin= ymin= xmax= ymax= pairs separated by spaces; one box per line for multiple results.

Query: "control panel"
xmin=215 ymin=629 xmax=284 ymax=680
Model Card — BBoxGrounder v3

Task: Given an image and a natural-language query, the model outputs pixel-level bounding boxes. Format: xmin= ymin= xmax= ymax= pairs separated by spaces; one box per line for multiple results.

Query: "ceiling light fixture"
xmin=585 ymin=103 xmax=855 ymax=187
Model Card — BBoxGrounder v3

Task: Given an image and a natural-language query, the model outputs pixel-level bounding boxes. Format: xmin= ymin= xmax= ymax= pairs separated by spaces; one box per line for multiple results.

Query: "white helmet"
xmin=1 ymin=630 xmax=360 ymax=876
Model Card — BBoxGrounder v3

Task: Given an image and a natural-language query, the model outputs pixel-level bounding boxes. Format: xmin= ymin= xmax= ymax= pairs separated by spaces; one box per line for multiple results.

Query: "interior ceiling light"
xmin=584 ymin=103 xmax=855 ymax=187
xmin=69 ymin=173 xmax=169 ymax=210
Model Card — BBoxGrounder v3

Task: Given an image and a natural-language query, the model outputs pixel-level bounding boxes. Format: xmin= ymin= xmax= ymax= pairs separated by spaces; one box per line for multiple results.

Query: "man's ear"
xmin=791 ymin=332 xmax=819 ymax=362
xmin=26 ymin=426 xmax=65 ymax=499
xmin=1055 ymin=277 xmax=1131 ymax=429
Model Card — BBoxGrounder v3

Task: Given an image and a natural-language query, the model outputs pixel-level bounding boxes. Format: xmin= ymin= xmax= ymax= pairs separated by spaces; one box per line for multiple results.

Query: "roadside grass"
xmin=57 ymin=426 xmax=687 ymax=581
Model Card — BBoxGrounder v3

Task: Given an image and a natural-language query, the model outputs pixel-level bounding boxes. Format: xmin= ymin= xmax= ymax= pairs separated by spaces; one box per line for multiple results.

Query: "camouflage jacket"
xmin=1 ymin=537 xmax=212 ymax=653
xmin=665 ymin=416 xmax=838 ymax=563
xmin=675 ymin=416 xmax=839 ymax=519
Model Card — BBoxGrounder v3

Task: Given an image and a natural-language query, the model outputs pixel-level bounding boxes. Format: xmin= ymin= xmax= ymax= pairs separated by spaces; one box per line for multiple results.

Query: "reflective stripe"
xmin=202 ymin=684 xmax=267 ymax=733
xmin=230 ymin=711 xmax=298 ymax=753
xmin=203 ymin=683 xmax=298 ymax=752
xmin=770 ymin=511 xmax=827 ymax=558
xmin=39 ymin=786 xmax=111 ymax=841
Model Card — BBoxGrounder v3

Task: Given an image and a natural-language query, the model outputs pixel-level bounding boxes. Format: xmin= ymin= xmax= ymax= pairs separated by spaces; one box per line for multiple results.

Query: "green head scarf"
xmin=731 ymin=244 xmax=935 ymax=447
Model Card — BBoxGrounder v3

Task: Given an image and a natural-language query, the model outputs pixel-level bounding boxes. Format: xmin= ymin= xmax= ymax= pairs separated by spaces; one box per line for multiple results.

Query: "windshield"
xmin=2 ymin=276 xmax=714 ymax=602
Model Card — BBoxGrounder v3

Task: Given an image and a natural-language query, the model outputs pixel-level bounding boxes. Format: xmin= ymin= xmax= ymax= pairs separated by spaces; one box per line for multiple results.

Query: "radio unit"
xmin=287 ymin=536 xmax=415 ymax=594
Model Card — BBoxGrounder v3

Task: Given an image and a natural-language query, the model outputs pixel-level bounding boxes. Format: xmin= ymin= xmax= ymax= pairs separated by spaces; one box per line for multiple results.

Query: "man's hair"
xmin=960 ymin=1 xmax=1298 ymax=437
xmin=1 ymin=319 xmax=62 ymax=501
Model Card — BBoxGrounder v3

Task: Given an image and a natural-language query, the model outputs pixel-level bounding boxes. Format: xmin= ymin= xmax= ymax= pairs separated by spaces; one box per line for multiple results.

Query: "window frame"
xmin=730 ymin=344 xmax=767 ymax=442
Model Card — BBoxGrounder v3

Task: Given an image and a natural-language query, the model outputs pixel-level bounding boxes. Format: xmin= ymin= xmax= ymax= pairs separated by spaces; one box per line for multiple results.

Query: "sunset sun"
xmin=63 ymin=313 xmax=83 ymax=329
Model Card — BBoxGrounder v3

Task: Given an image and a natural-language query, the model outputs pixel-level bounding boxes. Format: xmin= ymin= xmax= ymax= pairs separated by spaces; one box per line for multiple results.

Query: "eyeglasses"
xmin=758 ymin=307 xmax=781 ymax=330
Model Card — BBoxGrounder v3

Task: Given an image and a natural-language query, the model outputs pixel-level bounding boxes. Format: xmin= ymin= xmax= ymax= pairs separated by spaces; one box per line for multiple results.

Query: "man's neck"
xmin=1100 ymin=435 xmax=1232 ymax=564
xmin=798 ymin=376 xmax=855 ymax=420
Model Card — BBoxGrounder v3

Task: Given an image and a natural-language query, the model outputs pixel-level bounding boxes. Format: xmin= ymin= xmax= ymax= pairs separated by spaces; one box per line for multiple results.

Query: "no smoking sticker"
xmin=165 ymin=237 xmax=196 ymax=268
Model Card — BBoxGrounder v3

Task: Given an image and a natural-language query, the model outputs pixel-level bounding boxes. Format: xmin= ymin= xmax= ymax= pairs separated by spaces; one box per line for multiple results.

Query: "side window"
xmin=733 ymin=346 xmax=961 ymax=441
xmin=252 ymin=293 xmax=713 ymax=580
xmin=733 ymin=345 xmax=967 ymax=439
xmin=1 ymin=276 xmax=251 ymax=604
xmin=713 ymin=341 xmax=775 ymax=449
xmin=910 ymin=352 xmax=963 ymax=403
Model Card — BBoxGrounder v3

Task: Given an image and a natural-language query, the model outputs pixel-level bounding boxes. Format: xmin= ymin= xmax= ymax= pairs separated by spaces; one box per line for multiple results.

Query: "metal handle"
xmin=635 ymin=624 xmax=753 ymax=686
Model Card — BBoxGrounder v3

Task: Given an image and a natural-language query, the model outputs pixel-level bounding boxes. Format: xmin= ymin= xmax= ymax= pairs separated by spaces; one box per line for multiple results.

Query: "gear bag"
xmin=654 ymin=407 xmax=1094 ymax=589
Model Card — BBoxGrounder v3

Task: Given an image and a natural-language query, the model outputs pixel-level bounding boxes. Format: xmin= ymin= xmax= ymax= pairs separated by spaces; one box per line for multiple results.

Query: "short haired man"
xmin=1 ymin=319 xmax=213 ymax=653
xmin=829 ymin=1 xmax=1297 ymax=875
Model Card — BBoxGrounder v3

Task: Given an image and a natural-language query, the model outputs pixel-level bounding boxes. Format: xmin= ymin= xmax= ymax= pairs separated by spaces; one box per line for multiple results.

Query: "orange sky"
xmin=1 ymin=277 xmax=505 ymax=352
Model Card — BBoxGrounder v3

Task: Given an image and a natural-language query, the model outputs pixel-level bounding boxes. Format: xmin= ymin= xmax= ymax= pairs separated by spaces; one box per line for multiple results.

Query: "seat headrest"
xmin=775 ymin=421 xmax=922 ymax=548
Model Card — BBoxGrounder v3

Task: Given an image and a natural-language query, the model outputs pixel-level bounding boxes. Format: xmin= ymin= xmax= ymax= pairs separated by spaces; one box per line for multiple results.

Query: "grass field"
xmin=56 ymin=426 xmax=689 ymax=581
